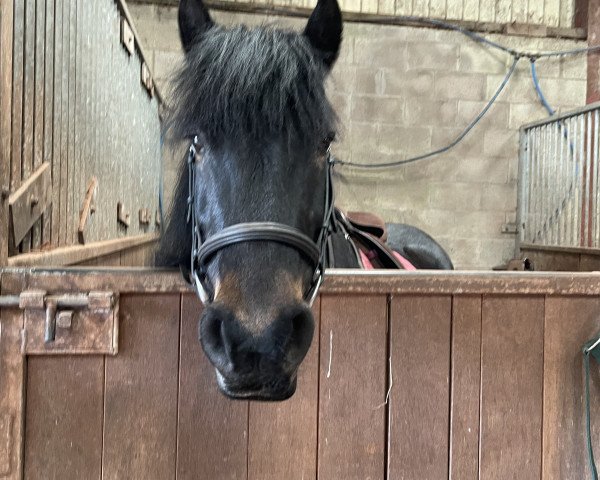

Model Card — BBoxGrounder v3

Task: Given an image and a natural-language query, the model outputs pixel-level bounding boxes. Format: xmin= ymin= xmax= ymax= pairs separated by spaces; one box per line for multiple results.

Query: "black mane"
xmin=157 ymin=24 xmax=338 ymax=268
xmin=165 ymin=25 xmax=337 ymax=144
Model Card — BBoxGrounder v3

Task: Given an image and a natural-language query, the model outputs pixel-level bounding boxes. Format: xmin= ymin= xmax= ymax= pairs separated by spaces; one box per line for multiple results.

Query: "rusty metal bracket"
xmin=3 ymin=290 xmax=120 ymax=355
xmin=139 ymin=208 xmax=151 ymax=226
xmin=141 ymin=62 xmax=154 ymax=97
xmin=8 ymin=162 xmax=52 ymax=245
xmin=120 ymin=17 xmax=135 ymax=55
xmin=117 ymin=202 xmax=130 ymax=227
xmin=78 ymin=177 xmax=98 ymax=244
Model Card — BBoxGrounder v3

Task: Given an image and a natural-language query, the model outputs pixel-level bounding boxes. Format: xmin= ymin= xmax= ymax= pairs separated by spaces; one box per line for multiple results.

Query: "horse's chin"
xmin=215 ymin=369 xmax=298 ymax=401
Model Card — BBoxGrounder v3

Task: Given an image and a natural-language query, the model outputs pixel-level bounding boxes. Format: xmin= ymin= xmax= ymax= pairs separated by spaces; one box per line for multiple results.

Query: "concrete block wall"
xmin=130 ymin=4 xmax=587 ymax=269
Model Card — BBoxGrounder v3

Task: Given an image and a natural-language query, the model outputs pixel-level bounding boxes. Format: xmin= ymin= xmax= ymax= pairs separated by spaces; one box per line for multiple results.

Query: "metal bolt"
xmin=56 ymin=310 xmax=74 ymax=329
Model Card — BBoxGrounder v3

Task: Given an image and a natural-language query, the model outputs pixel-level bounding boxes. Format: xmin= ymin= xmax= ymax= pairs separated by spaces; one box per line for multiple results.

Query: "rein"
xmin=186 ymin=136 xmax=335 ymax=306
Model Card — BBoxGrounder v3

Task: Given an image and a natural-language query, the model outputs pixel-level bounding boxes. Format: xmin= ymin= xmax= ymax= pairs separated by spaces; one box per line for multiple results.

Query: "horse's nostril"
xmin=279 ymin=305 xmax=314 ymax=362
xmin=199 ymin=305 xmax=238 ymax=372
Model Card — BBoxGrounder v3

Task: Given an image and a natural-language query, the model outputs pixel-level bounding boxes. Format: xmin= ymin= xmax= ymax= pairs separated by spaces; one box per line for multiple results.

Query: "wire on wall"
xmin=332 ymin=16 xmax=600 ymax=170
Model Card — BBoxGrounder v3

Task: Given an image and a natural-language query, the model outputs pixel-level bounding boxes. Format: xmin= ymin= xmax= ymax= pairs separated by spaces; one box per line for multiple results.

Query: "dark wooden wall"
xmin=521 ymin=244 xmax=600 ymax=271
xmin=2 ymin=270 xmax=600 ymax=479
xmin=0 ymin=0 xmax=162 ymax=267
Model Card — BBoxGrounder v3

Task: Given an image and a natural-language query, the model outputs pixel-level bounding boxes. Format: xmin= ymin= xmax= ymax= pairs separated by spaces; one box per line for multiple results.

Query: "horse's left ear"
xmin=303 ymin=0 xmax=343 ymax=69
xmin=179 ymin=0 xmax=214 ymax=52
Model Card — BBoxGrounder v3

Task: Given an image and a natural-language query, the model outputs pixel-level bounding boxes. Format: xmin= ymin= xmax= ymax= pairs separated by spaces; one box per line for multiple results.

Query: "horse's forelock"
xmin=164 ymin=25 xmax=337 ymax=145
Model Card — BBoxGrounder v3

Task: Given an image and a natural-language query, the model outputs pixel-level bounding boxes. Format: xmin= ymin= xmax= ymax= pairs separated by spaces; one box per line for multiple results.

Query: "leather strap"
xmin=198 ymin=222 xmax=321 ymax=267
xmin=584 ymin=336 xmax=600 ymax=480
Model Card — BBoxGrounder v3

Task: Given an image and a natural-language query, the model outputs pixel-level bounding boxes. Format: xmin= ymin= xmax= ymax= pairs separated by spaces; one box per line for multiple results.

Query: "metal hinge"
xmin=0 ymin=290 xmax=118 ymax=355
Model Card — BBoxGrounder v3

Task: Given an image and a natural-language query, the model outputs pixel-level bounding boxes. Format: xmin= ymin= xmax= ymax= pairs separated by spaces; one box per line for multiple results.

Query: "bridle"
xmin=186 ymin=136 xmax=335 ymax=307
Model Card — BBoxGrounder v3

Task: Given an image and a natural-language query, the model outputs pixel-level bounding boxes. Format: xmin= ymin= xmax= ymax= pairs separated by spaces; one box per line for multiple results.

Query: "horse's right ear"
xmin=304 ymin=0 xmax=343 ymax=69
xmin=179 ymin=0 xmax=213 ymax=52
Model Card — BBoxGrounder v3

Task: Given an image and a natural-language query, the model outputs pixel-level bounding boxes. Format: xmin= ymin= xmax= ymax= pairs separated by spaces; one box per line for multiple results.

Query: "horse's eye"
xmin=321 ymin=132 xmax=335 ymax=152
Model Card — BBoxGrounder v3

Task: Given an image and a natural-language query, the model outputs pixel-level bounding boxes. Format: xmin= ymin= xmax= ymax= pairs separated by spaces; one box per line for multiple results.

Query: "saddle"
xmin=328 ymin=208 xmax=408 ymax=269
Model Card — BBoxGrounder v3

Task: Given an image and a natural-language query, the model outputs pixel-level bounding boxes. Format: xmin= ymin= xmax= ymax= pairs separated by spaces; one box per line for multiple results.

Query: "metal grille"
xmin=518 ymin=103 xmax=600 ymax=248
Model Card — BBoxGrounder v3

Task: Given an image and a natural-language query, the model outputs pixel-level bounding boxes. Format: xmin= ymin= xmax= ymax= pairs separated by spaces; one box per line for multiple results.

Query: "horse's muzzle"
xmin=215 ymin=370 xmax=297 ymax=401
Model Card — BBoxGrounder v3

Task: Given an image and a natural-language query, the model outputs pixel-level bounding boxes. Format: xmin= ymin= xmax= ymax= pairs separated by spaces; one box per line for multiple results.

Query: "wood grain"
xmin=20 ymin=0 xmax=36 ymax=253
xmin=102 ymin=294 xmax=180 ymax=480
xmin=177 ymin=294 xmax=249 ymax=480
xmin=0 ymin=0 xmax=14 ymax=265
xmin=479 ymin=296 xmax=544 ymax=480
xmin=388 ymin=295 xmax=452 ymax=479
xmin=0 ymin=273 xmax=26 ymax=480
xmin=51 ymin=0 xmax=64 ymax=246
xmin=23 ymin=356 xmax=104 ymax=480
xmin=449 ymin=295 xmax=482 ymax=480
xmin=247 ymin=298 xmax=320 ymax=480
xmin=31 ymin=0 xmax=45 ymax=250
xmin=10 ymin=0 xmax=24 ymax=250
xmin=42 ymin=0 xmax=55 ymax=247
xmin=318 ymin=294 xmax=387 ymax=479
xmin=543 ymin=296 xmax=600 ymax=479
xmin=58 ymin=0 xmax=69 ymax=246
xmin=16 ymin=269 xmax=600 ymax=296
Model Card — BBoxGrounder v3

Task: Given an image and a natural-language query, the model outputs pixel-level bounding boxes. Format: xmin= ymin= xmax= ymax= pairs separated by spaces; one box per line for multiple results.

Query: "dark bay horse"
xmin=158 ymin=0 xmax=451 ymax=400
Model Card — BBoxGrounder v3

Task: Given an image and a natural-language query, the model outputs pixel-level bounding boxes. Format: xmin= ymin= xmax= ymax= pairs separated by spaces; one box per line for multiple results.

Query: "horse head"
xmin=160 ymin=0 xmax=342 ymax=400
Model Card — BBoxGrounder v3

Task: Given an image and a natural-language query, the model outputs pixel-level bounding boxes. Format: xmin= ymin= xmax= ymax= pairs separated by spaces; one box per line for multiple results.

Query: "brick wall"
xmin=130 ymin=4 xmax=587 ymax=268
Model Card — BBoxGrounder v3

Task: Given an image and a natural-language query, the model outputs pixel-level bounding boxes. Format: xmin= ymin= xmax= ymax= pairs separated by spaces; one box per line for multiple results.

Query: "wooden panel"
xmin=93 ymin=251 xmax=123 ymax=267
xmin=102 ymin=294 xmax=180 ymax=479
xmin=0 ymin=273 xmax=26 ymax=480
xmin=318 ymin=294 xmax=387 ymax=479
xmin=449 ymin=295 xmax=482 ymax=480
xmin=247 ymin=298 xmax=320 ymax=480
xmin=58 ymin=0 xmax=69 ymax=246
xmin=51 ymin=0 xmax=64 ymax=245
xmin=388 ymin=295 xmax=452 ymax=479
xmin=545 ymin=0 xmax=562 ymax=26
xmin=23 ymin=356 xmax=104 ymax=480
xmin=42 ymin=0 xmax=55 ymax=247
xmin=0 ymin=0 xmax=14 ymax=265
xmin=579 ymin=253 xmax=600 ymax=271
xmin=495 ymin=0 xmax=512 ymax=22
xmin=10 ymin=0 xmax=24 ymax=231
xmin=21 ymin=0 xmax=36 ymax=253
xmin=480 ymin=296 xmax=544 ymax=480
xmin=177 ymin=294 xmax=248 ymax=480
xmin=66 ymin=0 xmax=76 ymax=245
xmin=542 ymin=296 xmax=600 ymax=479
xmin=31 ymin=0 xmax=45 ymax=250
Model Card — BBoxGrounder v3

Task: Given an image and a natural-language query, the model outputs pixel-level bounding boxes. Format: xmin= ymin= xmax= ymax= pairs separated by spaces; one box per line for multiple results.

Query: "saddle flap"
xmin=346 ymin=211 xmax=388 ymax=242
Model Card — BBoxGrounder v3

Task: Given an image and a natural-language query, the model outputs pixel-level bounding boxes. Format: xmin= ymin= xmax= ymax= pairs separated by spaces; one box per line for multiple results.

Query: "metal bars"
xmin=518 ymin=104 xmax=600 ymax=248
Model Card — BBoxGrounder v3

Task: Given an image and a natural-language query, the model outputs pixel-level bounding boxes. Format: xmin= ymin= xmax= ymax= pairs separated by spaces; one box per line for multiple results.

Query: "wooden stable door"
xmin=2 ymin=270 xmax=600 ymax=479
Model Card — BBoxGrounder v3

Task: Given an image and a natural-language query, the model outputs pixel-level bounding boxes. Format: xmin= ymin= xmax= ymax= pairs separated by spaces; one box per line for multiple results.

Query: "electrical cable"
xmin=333 ymin=55 xmax=520 ymax=169
xmin=332 ymin=15 xmax=600 ymax=169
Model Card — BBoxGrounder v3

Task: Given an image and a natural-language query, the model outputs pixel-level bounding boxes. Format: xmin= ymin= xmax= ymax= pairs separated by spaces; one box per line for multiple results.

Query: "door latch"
xmin=9 ymin=290 xmax=119 ymax=355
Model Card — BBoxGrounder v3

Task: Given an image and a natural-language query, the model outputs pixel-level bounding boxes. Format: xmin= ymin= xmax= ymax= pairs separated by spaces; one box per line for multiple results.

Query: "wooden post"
xmin=0 ymin=0 xmax=14 ymax=266
xmin=0 ymin=273 xmax=26 ymax=480
xmin=586 ymin=0 xmax=600 ymax=103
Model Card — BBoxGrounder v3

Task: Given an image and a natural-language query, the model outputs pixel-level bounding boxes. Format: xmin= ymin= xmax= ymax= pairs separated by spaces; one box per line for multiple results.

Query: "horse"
xmin=157 ymin=0 xmax=452 ymax=401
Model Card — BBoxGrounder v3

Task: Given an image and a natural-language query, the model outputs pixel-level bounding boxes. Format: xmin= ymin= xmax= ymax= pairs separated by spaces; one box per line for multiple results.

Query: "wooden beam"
xmin=0 ymin=0 xmax=14 ymax=266
xmin=7 ymin=233 xmax=159 ymax=267
xmin=0 ymin=272 xmax=26 ymax=480
xmin=8 ymin=268 xmax=600 ymax=296
xmin=587 ymin=0 xmax=600 ymax=103
xmin=126 ymin=0 xmax=587 ymax=40
xmin=575 ymin=0 xmax=589 ymax=28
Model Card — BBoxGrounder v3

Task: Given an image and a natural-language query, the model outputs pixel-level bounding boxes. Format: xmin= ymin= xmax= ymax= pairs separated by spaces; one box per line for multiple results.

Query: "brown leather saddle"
xmin=328 ymin=209 xmax=406 ymax=269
